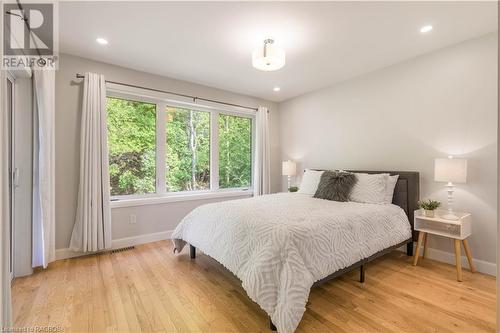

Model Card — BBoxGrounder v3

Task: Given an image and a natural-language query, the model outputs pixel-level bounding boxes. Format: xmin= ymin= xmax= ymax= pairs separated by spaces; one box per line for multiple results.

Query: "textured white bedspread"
xmin=171 ymin=193 xmax=411 ymax=333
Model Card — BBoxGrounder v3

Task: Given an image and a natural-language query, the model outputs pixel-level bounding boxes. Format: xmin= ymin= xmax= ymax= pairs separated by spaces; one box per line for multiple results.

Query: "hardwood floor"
xmin=12 ymin=240 xmax=496 ymax=333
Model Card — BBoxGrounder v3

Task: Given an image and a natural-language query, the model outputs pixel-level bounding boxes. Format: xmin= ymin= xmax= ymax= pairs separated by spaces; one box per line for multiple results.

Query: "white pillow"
xmin=350 ymin=173 xmax=389 ymax=204
xmin=383 ymin=175 xmax=399 ymax=204
xmin=297 ymin=169 xmax=324 ymax=196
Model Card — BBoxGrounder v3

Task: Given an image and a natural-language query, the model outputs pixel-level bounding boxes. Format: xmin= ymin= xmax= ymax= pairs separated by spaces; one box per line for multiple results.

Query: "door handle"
xmin=13 ymin=168 xmax=19 ymax=188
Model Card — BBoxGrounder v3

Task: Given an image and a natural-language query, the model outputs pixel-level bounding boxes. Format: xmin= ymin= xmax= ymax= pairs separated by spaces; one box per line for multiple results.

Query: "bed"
xmin=172 ymin=171 xmax=419 ymax=333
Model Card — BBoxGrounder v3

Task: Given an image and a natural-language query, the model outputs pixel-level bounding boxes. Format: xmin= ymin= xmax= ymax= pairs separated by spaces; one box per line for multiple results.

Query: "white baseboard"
xmin=111 ymin=230 xmax=173 ymax=249
xmin=55 ymin=230 xmax=173 ymax=261
xmin=398 ymin=244 xmax=496 ymax=276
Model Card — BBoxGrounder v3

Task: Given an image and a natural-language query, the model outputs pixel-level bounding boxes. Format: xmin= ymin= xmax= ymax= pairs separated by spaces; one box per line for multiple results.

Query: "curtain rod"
xmin=75 ymin=73 xmax=259 ymax=111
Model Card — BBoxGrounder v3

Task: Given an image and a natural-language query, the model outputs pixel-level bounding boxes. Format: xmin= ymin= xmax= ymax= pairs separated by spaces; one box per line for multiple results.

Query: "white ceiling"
xmin=59 ymin=1 xmax=497 ymax=102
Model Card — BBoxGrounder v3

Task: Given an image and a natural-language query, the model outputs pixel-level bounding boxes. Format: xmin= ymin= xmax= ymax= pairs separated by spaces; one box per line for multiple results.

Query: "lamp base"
xmin=443 ymin=183 xmax=459 ymax=221
xmin=442 ymin=213 xmax=459 ymax=221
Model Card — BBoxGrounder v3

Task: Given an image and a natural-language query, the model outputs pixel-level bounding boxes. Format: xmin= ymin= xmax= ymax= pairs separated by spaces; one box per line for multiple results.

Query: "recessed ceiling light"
xmin=420 ymin=25 xmax=433 ymax=33
xmin=273 ymin=87 xmax=281 ymax=92
xmin=96 ymin=37 xmax=108 ymax=45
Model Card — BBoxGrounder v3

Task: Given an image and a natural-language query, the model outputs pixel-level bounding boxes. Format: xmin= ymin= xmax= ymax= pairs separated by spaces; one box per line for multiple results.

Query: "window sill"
xmin=110 ymin=189 xmax=253 ymax=208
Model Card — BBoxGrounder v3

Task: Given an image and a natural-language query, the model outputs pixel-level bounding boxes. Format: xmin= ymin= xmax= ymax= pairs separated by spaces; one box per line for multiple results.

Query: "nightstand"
xmin=412 ymin=209 xmax=475 ymax=281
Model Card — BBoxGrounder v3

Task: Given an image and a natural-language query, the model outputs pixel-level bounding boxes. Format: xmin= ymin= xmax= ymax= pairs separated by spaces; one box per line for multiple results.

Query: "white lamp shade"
xmin=434 ymin=158 xmax=467 ymax=183
xmin=282 ymin=160 xmax=296 ymax=176
xmin=252 ymin=42 xmax=285 ymax=71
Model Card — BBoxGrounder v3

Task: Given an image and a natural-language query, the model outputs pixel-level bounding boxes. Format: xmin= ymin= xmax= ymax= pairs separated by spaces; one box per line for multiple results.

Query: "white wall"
xmin=55 ymin=54 xmax=280 ymax=250
xmin=278 ymin=33 xmax=497 ymax=268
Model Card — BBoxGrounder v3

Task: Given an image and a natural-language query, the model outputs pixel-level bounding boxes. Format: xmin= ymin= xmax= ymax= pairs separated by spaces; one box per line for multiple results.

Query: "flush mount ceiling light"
xmin=273 ymin=87 xmax=281 ymax=92
xmin=420 ymin=25 xmax=433 ymax=33
xmin=96 ymin=37 xmax=108 ymax=45
xmin=252 ymin=39 xmax=285 ymax=71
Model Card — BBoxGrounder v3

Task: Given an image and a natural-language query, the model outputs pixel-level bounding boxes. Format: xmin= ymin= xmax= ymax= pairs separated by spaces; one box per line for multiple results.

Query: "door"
xmin=5 ymin=74 xmax=15 ymax=279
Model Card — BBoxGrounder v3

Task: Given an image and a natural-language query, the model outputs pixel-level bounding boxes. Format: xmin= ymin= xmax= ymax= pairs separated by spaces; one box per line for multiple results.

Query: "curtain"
xmin=70 ymin=73 xmax=111 ymax=252
xmin=253 ymin=106 xmax=271 ymax=195
xmin=0 ymin=72 xmax=12 ymax=330
xmin=32 ymin=70 xmax=56 ymax=269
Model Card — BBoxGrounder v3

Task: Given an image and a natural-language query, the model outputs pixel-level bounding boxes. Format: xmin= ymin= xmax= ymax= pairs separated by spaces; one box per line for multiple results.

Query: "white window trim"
xmin=210 ymin=110 xmax=220 ymax=191
xmin=110 ymin=188 xmax=252 ymax=208
xmin=156 ymin=102 xmax=167 ymax=194
xmin=106 ymin=87 xmax=255 ymax=204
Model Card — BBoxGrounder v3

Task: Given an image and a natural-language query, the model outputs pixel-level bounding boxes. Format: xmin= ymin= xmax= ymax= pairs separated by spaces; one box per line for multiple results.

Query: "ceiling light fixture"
xmin=273 ymin=87 xmax=281 ymax=92
xmin=420 ymin=25 xmax=433 ymax=33
xmin=96 ymin=37 xmax=109 ymax=45
xmin=252 ymin=39 xmax=285 ymax=71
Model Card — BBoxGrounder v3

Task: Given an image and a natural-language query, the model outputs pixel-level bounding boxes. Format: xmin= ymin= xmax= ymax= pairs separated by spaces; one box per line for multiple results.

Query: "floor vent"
xmin=111 ymin=246 xmax=135 ymax=254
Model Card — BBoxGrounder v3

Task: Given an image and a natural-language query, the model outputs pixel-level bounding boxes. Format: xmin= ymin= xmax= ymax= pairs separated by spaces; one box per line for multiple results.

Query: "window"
xmin=107 ymin=97 xmax=156 ymax=196
xmin=219 ymin=114 xmax=252 ymax=189
xmin=166 ymin=106 xmax=210 ymax=192
xmin=106 ymin=92 xmax=254 ymax=199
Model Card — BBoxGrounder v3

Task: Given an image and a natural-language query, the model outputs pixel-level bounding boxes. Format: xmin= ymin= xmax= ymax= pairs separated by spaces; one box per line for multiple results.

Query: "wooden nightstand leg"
xmin=413 ymin=232 xmax=425 ymax=266
xmin=462 ymin=239 xmax=476 ymax=273
xmin=422 ymin=233 xmax=428 ymax=259
xmin=454 ymin=239 xmax=463 ymax=282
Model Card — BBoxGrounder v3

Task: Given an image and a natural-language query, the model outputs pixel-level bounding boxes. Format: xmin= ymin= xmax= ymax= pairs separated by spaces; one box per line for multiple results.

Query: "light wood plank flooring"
xmin=12 ymin=240 xmax=496 ymax=332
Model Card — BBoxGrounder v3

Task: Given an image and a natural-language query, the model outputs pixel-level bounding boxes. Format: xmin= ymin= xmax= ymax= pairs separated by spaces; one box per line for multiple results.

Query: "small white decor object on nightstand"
xmin=413 ymin=209 xmax=475 ymax=282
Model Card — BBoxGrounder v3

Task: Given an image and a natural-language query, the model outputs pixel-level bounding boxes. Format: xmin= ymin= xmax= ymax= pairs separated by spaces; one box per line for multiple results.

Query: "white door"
xmin=5 ymin=74 xmax=15 ymax=280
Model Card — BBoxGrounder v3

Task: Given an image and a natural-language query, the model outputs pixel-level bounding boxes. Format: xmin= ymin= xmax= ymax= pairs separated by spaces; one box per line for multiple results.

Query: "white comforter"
xmin=171 ymin=193 xmax=411 ymax=333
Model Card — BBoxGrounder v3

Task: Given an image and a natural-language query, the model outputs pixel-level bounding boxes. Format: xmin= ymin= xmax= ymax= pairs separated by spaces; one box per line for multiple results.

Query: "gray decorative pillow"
xmin=314 ymin=171 xmax=357 ymax=202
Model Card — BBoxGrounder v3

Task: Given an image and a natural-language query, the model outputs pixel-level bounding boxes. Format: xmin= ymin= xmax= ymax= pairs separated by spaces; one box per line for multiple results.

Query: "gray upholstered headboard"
xmin=312 ymin=170 xmax=420 ymax=241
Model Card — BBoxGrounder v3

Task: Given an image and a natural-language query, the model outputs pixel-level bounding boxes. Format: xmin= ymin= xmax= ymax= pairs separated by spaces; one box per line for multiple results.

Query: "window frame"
xmin=106 ymin=88 xmax=255 ymax=205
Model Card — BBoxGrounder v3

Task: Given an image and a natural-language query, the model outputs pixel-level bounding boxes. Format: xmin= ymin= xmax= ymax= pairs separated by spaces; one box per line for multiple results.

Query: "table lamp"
xmin=434 ymin=156 xmax=467 ymax=220
xmin=282 ymin=160 xmax=296 ymax=191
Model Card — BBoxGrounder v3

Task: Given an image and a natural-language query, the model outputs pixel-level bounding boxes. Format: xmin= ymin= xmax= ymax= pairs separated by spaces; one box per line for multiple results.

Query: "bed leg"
xmin=269 ymin=317 xmax=277 ymax=331
xmin=359 ymin=265 xmax=365 ymax=283
xmin=406 ymin=242 xmax=414 ymax=256
xmin=190 ymin=245 xmax=196 ymax=259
